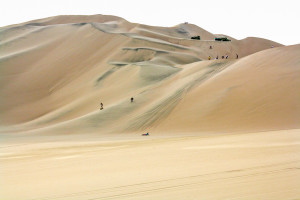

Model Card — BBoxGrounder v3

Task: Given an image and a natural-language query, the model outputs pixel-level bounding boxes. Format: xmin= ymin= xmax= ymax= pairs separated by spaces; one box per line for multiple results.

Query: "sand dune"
xmin=0 ymin=15 xmax=299 ymax=199
xmin=0 ymin=15 xmax=289 ymax=133
xmin=157 ymin=44 xmax=300 ymax=132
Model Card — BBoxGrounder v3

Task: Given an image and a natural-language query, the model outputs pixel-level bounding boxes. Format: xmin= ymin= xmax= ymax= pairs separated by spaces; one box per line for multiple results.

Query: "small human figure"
xmin=271 ymin=45 xmax=274 ymax=48
xmin=236 ymin=54 xmax=238 ymax=59
xmin=131 ymin=97 xmax=134 ymax=103
xmin=208 ymin=56 xmax=211 ymax=60
xmin=209 ymin=46 xmax=212 ymax=49
xmin=222 ymin=56 xmax=224 ymax=59
xmin=215 ymin=55 xmax=218 ymax=60
xmin=225 ymin=55 xmax=229 ymax=59
xmin=142 ymin=132 xmax=149 ymax=136
xmin=100 ymin=102 xmax=103 ymax=110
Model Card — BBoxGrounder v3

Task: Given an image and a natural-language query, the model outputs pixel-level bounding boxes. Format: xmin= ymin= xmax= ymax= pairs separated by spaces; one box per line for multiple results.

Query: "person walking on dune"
xmin=100 ymin=102 xmax=103 ymax=110
xmin=131 ymin=97 xmax=134 ymax=103
xmin=236 ymin=54 xmax=239 ymax=59
xmin=208 ymin=56 xmax=211 ymax=60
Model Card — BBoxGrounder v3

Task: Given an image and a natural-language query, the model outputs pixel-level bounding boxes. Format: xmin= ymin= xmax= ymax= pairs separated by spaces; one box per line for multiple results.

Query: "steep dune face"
xmin=1 ymin=15 xmax=296 ymax=134
xmin=0 ymin=23 xmax=131 ymax=125
xmin=157 ymin=45 xmax=300 ymax=132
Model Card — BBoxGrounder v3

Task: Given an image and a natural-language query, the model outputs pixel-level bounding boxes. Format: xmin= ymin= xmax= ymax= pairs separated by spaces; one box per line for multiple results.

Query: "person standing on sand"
xmin=100 ymin=102 xmax=103 ymax=110
xmin=236 ymin=54 xmax=238 ymax=59
xmin=215 ymin=55 xmax=219 ymax=60
xmin=208 ymin=56 xmax=211 ymax=60
xmin=131 ymin=97 xmax=134 ymax=103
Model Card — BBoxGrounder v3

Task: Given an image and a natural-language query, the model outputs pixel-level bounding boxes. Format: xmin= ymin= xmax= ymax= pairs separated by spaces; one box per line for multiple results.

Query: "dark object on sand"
xmin=142 ymin=132 xmax=149 ymax=136
xmin=191 ymin=36 xmax=201 ymax=40
xmin=215 ymin=37 xmax=231 ymax=41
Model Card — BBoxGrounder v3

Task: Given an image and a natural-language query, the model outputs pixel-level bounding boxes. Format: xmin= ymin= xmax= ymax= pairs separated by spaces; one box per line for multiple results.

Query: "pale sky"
xmin=1 ymin=0 xmax=299 ymax=45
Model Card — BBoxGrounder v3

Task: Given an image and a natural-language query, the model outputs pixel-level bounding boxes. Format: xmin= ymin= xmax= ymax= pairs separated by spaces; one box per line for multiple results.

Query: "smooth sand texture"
xmin=0 ymin=15 xmax=299 ymax=199
xmin=1 ymin=129 xmax=300 ymax=199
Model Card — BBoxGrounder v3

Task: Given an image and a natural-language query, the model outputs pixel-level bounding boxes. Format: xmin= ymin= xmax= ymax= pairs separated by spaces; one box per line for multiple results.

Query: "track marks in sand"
xmin=29 ymin=161 xmax=300 ymax=200
xmin=126 ymin=88 xmax=184 ymax=131
xmin=126 ymin=60 xmax=232 ymax=131
xmin=184 ymin=142 xmax=300 ymax=150
xmin=185 ymin=60 xmax=231 ymax=92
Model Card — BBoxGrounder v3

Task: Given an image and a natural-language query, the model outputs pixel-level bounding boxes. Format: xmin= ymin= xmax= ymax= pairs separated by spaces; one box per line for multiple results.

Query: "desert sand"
xmin=0 ymin=14 xmax=299 ymax=199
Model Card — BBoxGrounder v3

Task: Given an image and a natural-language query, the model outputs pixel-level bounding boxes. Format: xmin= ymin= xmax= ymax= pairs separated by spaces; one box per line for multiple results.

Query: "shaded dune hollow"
xmin=0 ymin=14 xmax=298 ymax=135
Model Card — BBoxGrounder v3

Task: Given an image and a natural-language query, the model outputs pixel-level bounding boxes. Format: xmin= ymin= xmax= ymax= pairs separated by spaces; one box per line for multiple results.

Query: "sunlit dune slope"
xmin=157 ymin=45 xmax=300 ymax=132
xmin=1 ymin=15 xmax=295 ymax=134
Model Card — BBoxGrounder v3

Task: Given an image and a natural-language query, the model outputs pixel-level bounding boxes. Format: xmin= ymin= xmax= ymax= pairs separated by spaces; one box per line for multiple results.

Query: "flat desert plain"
xmin=1 ymin=129 xmax=300 ymax=199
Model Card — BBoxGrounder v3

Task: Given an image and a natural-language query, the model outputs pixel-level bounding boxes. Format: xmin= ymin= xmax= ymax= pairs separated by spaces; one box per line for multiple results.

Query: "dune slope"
xmin=0 ymin=15 xmax=297 ymax=135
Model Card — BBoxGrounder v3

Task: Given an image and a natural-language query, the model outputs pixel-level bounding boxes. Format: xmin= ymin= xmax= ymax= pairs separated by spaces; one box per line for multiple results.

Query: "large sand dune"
xmin=0 ymin=15 xmax=291 ymax=134
xmin=0 ymin=15 xmax=299 ymax=199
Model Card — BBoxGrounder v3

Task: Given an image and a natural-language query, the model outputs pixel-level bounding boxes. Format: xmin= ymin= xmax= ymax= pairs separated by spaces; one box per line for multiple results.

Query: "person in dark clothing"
xmin=100 ymin=102 xmax=103 ymax=110
xmin=131 ymin=97 xmax=134 ymax=103
xmin=236 ymin=54 xmax=239 ymax=59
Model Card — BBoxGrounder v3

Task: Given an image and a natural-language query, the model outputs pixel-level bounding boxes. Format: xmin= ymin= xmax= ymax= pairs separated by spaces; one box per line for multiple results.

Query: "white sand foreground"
xmin=1 ymin=129 xmax=299 ymax=200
